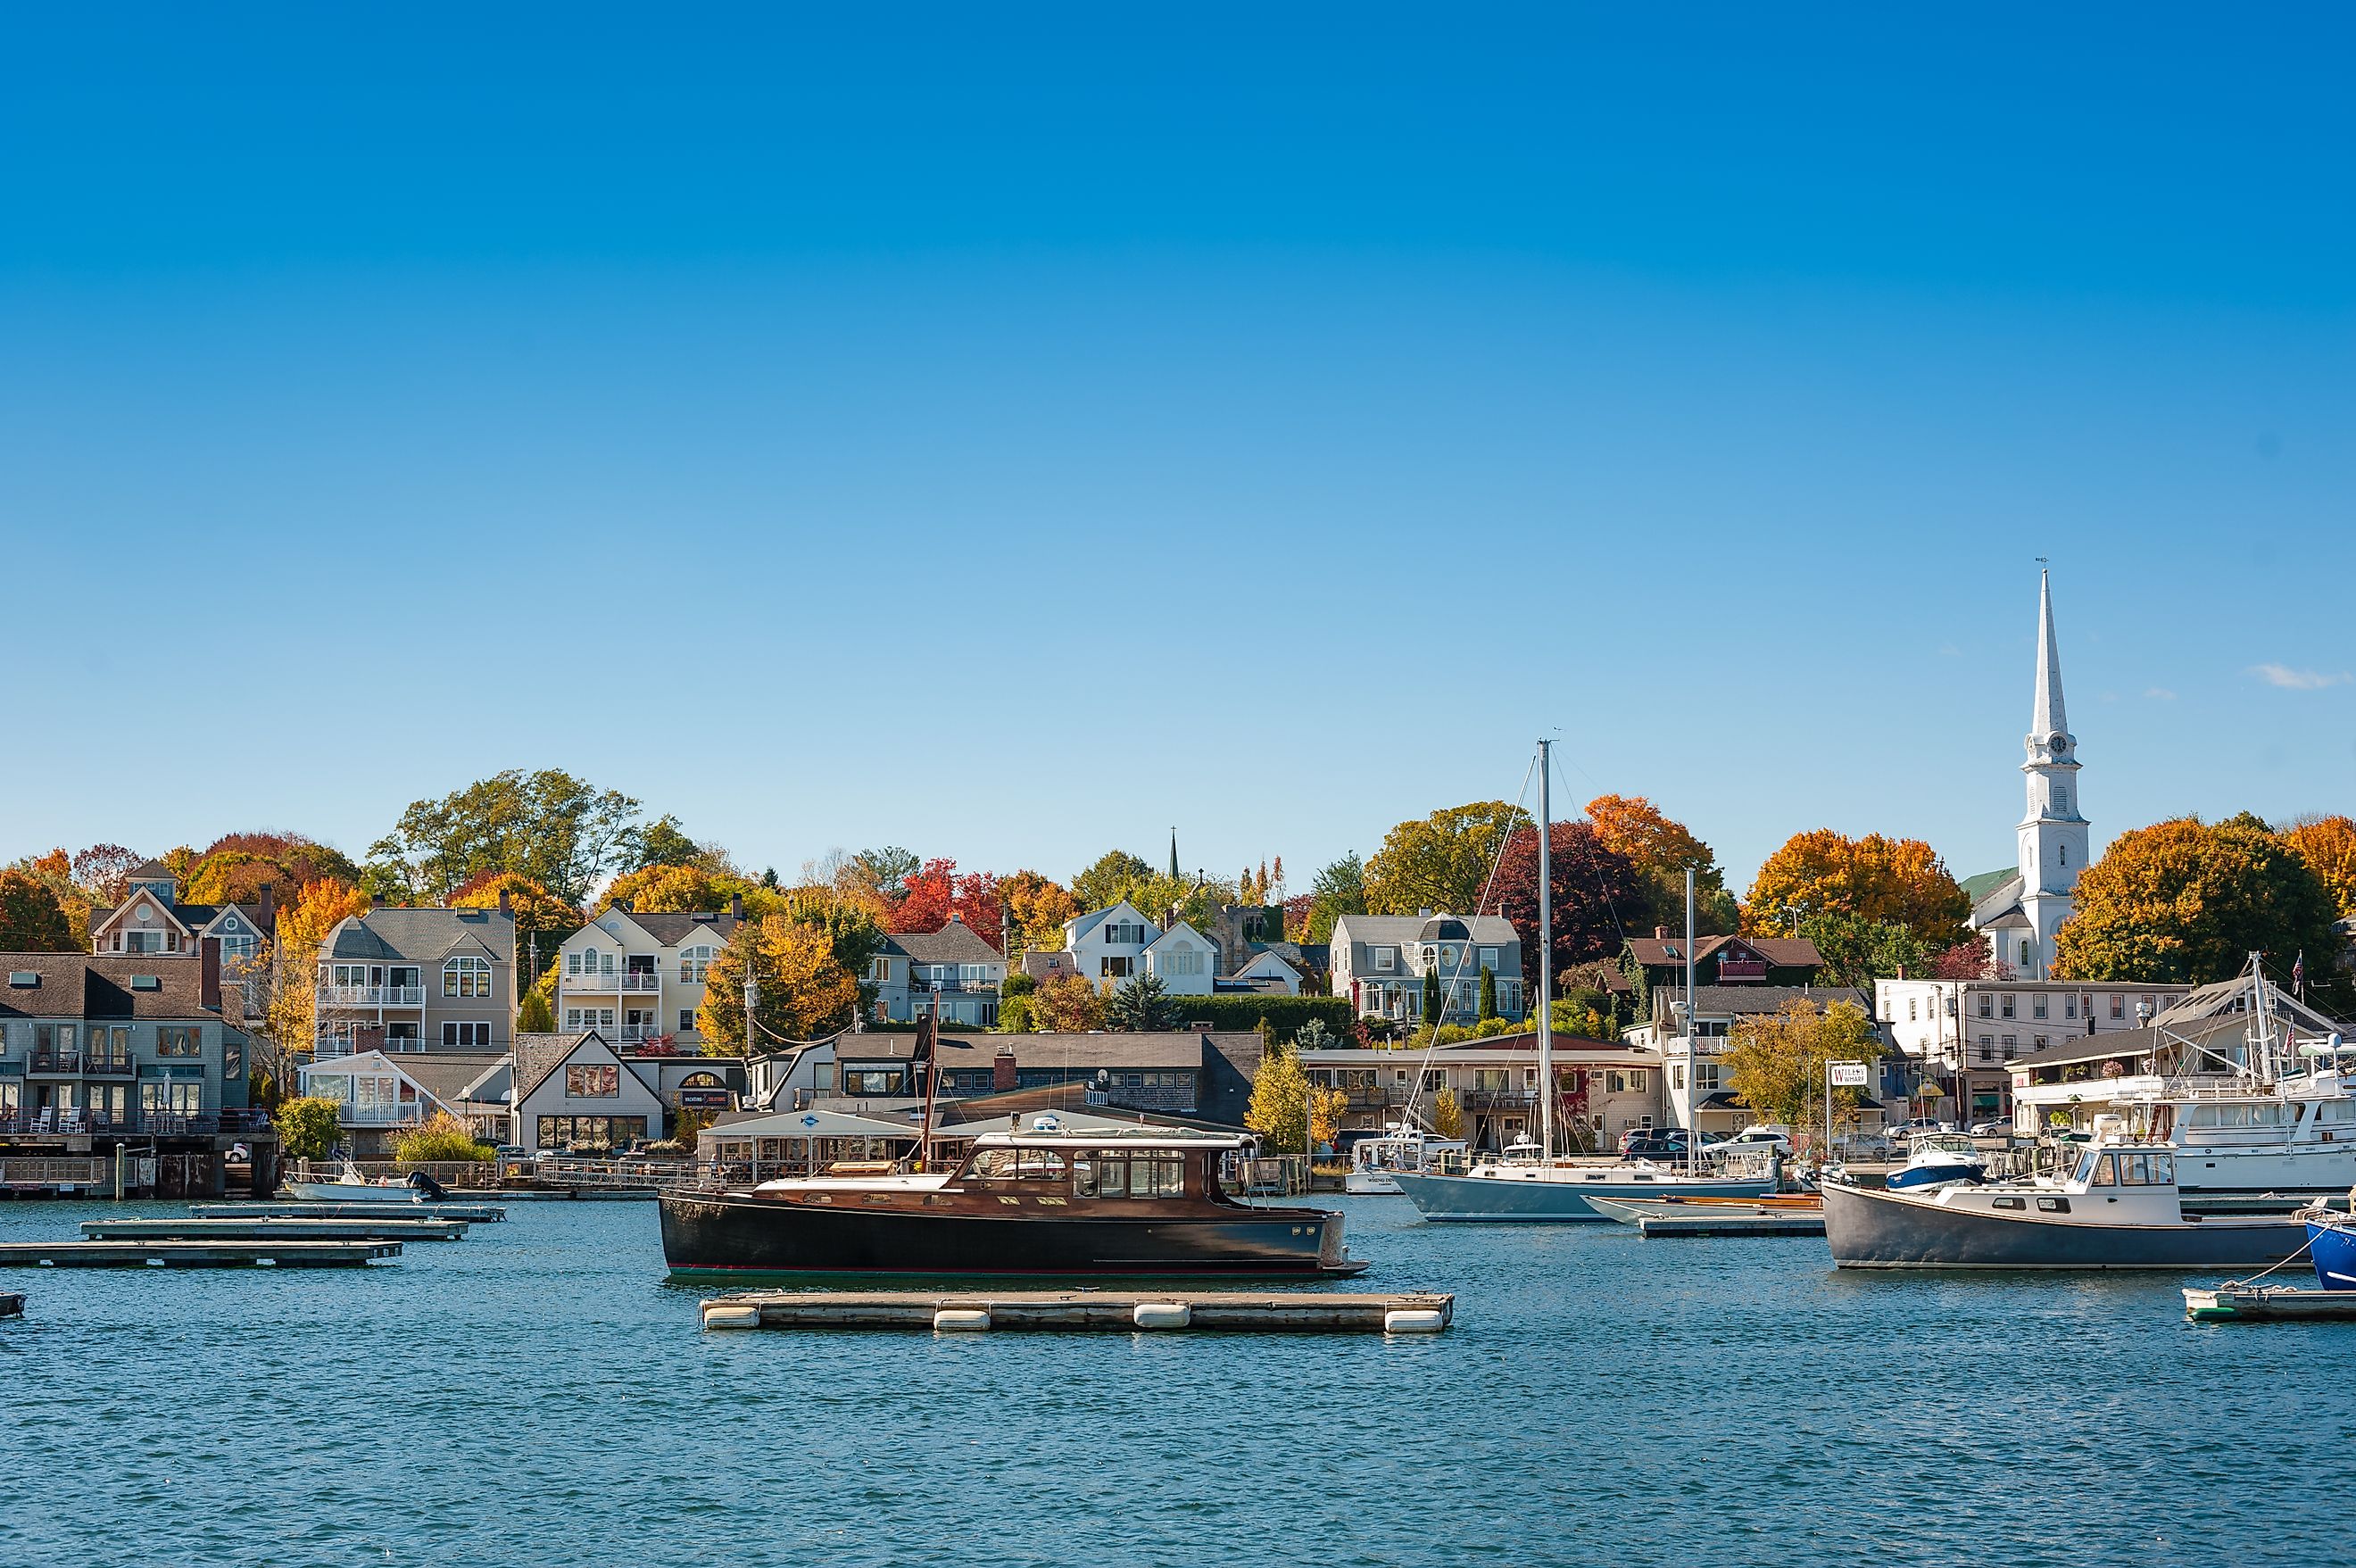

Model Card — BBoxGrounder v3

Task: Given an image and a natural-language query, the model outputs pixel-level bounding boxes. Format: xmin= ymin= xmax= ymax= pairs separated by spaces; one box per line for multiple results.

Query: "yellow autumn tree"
xmin=251 ymin=880 xmax=370 ymax=1087
xmin=449 ymin=871 xmax=584 ymax=977
xmin=1245 ymin=1039 xmax=1345 ymax=1157
xmin=696 ymin=916 xmax=858 ymax=1053
xmin=1721 ymin=998 xmax=1879 ymax=1130
xmin=2280 ymin=816 xmax=2356 ymax=923
xmin=1743 ymin=829 xmax=1970 ymax=949
xmin=1000 ymin=869 xmax=1082 ymax=953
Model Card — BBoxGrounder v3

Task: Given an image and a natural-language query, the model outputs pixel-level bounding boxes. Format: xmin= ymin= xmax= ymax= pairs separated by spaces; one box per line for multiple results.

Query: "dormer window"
xmin=444 ymin=956 xmax=492 ymax=998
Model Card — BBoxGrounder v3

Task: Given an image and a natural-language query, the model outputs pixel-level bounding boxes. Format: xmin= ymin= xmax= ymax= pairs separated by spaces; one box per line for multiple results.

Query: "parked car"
xmin=1895 ymin=1116 xmax=1955 ymax=1137
xmin=1965 ymin=1120 xmax=2012 ymax=1138
xmin=1722 ymin=1125 xmax=1793 ymax=1153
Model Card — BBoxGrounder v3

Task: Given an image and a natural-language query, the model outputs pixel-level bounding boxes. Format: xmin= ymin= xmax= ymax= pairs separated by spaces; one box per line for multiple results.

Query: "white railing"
xmin=562 ymin=972 xmax=661 ymax=993
xmin=620 ymin=972 xmax=660 ymax=992
xmin=335 ymin=1106 xmax=429 ymax=1126
xmin=319 ymin=985 xmax=425 ymax=1007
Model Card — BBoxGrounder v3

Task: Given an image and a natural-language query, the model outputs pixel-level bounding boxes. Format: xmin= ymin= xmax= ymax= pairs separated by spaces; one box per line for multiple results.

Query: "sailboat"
xmin=1392 ymin=740 xmax=1779 ymax=1222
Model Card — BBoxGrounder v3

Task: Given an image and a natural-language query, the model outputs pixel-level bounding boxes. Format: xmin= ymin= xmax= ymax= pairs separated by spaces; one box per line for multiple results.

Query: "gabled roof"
xmin=630 ymin=911 xmax=739 ymax=948
xmin=1234 ymin=949 xmax=1301 ymax=981
xmin=324 ymin=907 xmax=516 ymax=965
xmin=1969 ymin=873 xmax=2028 ymax=927
xmin=1142 ymin=919 xmax=1215 ymax=958
xmin=127 ymin=859 xmax=177 ymax=880
xmin=1066 ymin=900 xmax=1152 ymax=946
xmin=394 ymin=1051 xmax=510 ymax=1106
xmin=884 ymin=919 xmax=1004 ymax=967
xmin=1624 ymin=934 xmax=1822 ymax=969
xmin=513 ymin=1029 xmax=660 ymax=1104
xmin=90 ymin=894 xmax=198 ymax=940
xmin=834 ymin=1030 xmax=1243 ymax=1072
xmin=1659 ymin=984 xmax=1874 ymax=1019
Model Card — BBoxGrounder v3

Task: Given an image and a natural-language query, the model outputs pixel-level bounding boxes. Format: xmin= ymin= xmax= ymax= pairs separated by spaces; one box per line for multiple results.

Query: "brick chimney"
xmin=259 ymin=883 xmax=277 ymax=930
xmin=992 ymin=1047 xmax=1018 ymax=1092
xmin=200 ymin=936 xmax=222 ymax=1012
xmin=370 ymin=893 xmax=387 ymax=908
xmin=729 ymin=892 xmax=743 ymax=919
xmin=497 ymin=886 xmax=512 ymax=915
xmin=1655 ymin=926 xmax=1669 ymax=941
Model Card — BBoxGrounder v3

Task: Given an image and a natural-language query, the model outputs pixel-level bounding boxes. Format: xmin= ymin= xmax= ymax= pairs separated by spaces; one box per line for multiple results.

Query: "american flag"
xmin=2294 ymin=950 xmax=2305 ymax=994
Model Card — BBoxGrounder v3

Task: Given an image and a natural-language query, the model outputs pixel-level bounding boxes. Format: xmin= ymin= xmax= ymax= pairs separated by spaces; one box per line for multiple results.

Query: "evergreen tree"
xmin=1478 ymin=965 xmax=1498 ymax=1021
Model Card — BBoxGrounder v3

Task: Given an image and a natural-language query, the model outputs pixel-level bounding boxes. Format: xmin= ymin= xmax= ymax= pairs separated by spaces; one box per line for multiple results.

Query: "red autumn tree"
xmin=71 ymin=844 xmax=145 ymax=904
xmin=1480 ymin=822 xmax=1644 ymax=989
xmin=888 ymin=858 xmax=958 ymax=933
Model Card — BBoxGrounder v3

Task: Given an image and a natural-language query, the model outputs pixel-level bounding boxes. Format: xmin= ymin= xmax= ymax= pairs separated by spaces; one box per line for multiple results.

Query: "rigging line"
xmin=1550 ymin=744 xmax=1634 ymax=955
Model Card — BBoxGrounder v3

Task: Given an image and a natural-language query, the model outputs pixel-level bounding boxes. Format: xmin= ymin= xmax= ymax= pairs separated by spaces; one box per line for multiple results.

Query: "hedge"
xmin=1159 ymin=994 xmax=1355 ymax=1042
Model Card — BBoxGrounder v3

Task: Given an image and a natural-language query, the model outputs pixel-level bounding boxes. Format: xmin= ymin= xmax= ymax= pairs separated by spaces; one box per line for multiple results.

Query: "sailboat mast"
xmin=1537 ymin=738 xmax=1554 ymax=1163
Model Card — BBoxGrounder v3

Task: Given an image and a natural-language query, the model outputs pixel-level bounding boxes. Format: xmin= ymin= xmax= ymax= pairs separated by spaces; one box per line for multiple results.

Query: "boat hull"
xmin=2308 ymin=1216 xmax=2356 ymax=1290
xmin=1392 ymin=1169 xmax=1777 ymax=1223
xmin=280 ymin=1182 xmax=425 ymax=1204
xmin=1344 ymin=1173 xmax=1404 ymax=1195
xmin=1823 ymin=1181 xmax=2306 ymax=1270
xmin=2172 ymin=1141 xmax=2356 ymax=1196
xmin=658 ymin=1189 xmax=1364 ymax=1279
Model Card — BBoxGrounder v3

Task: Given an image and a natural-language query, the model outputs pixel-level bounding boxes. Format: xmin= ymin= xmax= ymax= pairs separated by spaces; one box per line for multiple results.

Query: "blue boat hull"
xmin=2307 ymin=1217 xmax=2356 ymax=1290
xmin=1884 ymin=1163 xmax=1984 ymax=1192
xmin=1392 ymin=1169 xmax=1777 ymax=1223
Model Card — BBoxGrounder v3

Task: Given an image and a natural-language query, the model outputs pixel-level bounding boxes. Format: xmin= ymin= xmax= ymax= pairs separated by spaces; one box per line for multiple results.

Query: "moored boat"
xmin=1824 ymin=1126 xmax=2305 ymax=1270
xmin=1883 ymin=1132 xmax=1987 ymax=1193
xmin=659 ymin=1123 xmax=1365 ymax=1280
xmin=2306 ymin=1202 xmax=2356 ymax=1290
xmin=1346 ymin=1124 xmax=1469 ymax=1195
xmin=282 ymin=1159 xmax=444 ymax=1204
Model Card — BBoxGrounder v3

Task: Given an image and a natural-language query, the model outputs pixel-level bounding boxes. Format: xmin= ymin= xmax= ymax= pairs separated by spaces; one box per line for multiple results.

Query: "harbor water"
xmin=1 ymin=1194 xmax=2347 ymax=1567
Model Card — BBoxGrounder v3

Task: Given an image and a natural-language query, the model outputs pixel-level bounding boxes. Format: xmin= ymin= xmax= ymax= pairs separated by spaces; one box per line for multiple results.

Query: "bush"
xmin=274 ymin=1096 xmax=345 ymax=1159
xmin=1145 ymin=994 xmax=1354 ymax=1041
xmin=391 ymin=1113 xmax=495 ymax=1164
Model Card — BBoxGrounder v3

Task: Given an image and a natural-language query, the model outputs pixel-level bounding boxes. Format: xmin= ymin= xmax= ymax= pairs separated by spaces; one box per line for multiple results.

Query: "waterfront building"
xmin=510 ymin=1029 xmax=667 ymax=1152
xmin=294 ymin=1047 xmax=502 ymax=1157
xmin=1876 ymin=975 xmax=2194 ymax=1124
xmin=312 ymin=898 xmax=517 ymax=1056
xmin=867 ymin=917 xmax=1007 ymax=1026
xmin=1329 ymin=912 xmax=1527 ymax=1025
xmin=0 ymin=943 xmax=270 ymax=1194
xmin=1063 ymin=899 xmax=1174 ymax=986
xmin=1300 ymin=1029 xmax=1663 ymax=1151
xmin=89 ymin=861 xmax=277 ymax=966
xmin=1630 ymin=983 xmax=1893 ymax=1137
xmin=1964 ymin=569 xmax=2089 ymax=983
xmin=556 ymin=900 xmax=740 ymax=1048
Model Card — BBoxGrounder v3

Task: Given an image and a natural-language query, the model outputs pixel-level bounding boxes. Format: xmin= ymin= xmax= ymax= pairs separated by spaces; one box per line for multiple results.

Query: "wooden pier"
xmin=190 ymin=1201 xmax=506 ymax=1223
xmin=80 ymin=1215 xmax=469 ymax=1242
xmin=0 ymin=1239 xmax=402 ymax=1268
xmin=698 ymin=1290 xmax=1453 ymax=1333
xmin=2185 ymin=1283 xmax=2356 ymax=1322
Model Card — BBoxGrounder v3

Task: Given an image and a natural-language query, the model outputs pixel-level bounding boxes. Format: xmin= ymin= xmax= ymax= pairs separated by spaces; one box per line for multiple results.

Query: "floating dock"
xmin=80 ymin=1215 xmax=469 ymax=1242
xmin=0 ymin=1239 xmax=402 ymax=1268
xmin=699 ymin=1290 xmax=1454 ymax=1334
xmin=191 ymin=1201 xmax=506 ymax=1223
xmin=1588 ymin=1196 xmax=1827 ymax=1237
xmin=2185 ymin=1284 xmax=2356 ymax=1322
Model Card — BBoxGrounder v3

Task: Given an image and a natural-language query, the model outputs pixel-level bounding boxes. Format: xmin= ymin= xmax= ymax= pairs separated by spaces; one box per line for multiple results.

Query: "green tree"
xmin=0 ymin=869 xmax=76 ymax=951
xmin=367 ymin=768 xmax=643 ymax=905
xmin=850 ymin=847 xmax=921 ymax=905
xmin=1302 ymin=853 xmax=1368 ymax=943
xmin=2056 ymin=814 xmax=2347 ymax=1008
xmin=1722 ymin=999 xmax=1879 ymax=1129
xmin=1478 ymin=966 xmax=1498 ymax=1021
xmin=1364 ymin=802 xmax=1531 ymax=916
xmin=1800 ymin=911 xmax=1936 ymax=990
xmin=274 ymin=1096 xmax=346 ymax=1160
xmin=518 ymin=987 xmax=555 ymax=1033
xmin=1422 ymin=968 xmax=1443 ymax=1025
xmin=1106 ymin=974 xmax=1175 ymax=1032
xmin=625 ymin=814 xmax=703 ymax=871
xmin=1244 ymin=1038 xmax=1341 ymax=1156
xmin=3 ymin=851 xmax=92 ymax=949
xmin=1072 ymin=850 xmax=1154 ymax=912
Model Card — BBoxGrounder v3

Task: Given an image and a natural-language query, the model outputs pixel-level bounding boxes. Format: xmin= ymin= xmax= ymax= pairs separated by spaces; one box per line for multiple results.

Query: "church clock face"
xmin=2048 ymin=733 xmax=2068 ymax=753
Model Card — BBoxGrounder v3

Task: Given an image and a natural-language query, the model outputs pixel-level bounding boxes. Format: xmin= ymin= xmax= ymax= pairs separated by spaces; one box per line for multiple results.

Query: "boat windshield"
xmin=2074 ymin=1149 xmax=2175 ymax=1187
xmin=967 ymin=1149 xmax=1068 ymax=1182
xmin=1072 ymin=1150 xmax=1187 ymax=1199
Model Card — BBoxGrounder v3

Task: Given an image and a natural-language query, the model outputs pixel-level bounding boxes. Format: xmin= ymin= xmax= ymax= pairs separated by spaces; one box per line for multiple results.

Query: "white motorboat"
xmin=1393 ymin=1141 xmax=1778 ymax=1221
xmin=1346 ymin=1124 xmax=1470 ymax=1194
xmin=1883 ymin=1132 xmax=1987 ymax=1193
xmin=283 ymin=1157 xmax=436 ymax=1203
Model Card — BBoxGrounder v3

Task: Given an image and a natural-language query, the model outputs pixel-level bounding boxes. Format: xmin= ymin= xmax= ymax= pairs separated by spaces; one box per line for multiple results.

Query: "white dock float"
xmin=2186 ymin=1284 xmax=2356 ymax=1322
xmin=700 ymin=1290 xmax=1454 ymax=1334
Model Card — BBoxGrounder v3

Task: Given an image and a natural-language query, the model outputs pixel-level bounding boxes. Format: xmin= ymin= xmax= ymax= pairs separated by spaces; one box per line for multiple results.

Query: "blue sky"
xmin=4 ymin=5 xmax=2351 ymax=895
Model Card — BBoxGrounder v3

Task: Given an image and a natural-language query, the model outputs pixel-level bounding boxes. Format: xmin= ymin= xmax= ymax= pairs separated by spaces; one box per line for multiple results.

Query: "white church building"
xmin=1964 ymin=569 xmax=2091 ymax=982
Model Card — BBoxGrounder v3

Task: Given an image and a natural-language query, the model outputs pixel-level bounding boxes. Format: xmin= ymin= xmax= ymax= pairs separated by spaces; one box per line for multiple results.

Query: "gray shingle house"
xmin=313 ymin=899 xmax=517 ymax=1056
xmin=1329 ymin=912 xmax=1527 ymax=1025
xmin=868 ymin=917 xmax=1006 ymax=1027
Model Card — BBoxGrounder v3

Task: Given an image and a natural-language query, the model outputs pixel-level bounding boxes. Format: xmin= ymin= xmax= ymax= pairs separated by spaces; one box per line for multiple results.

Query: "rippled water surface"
xmin=1 ymin=1194 xmax=2348 ymax=1567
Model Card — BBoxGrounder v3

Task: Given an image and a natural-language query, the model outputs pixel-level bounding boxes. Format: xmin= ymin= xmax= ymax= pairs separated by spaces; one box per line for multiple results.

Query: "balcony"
xmin=909 ymin=976 xmax=1000 ymax=995
xmin=0 ymin=1109 xmax=242 ymax=1137
xmin=319 ymin=985 xmax=426 ymax=1008
xmin=1715 ymin=958 xmax=1768 ymax=982
xmin=563 ymin=971 xmax=662 ymax=993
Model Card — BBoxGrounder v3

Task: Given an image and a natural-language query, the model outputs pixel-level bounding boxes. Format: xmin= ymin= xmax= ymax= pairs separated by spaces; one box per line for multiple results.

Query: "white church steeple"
xmin=2015 ymin=568 xmax=2087 ymax=979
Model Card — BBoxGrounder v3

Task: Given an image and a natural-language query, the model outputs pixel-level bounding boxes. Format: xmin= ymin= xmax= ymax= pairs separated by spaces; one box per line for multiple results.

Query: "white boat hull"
xmin=1394 ymin=1168 xmax=1777 ymax=1222
xmin=2173 ymin=1141 xmax=2356 ymax=1196
xmin=282 ymin=1182 xmax=427 ymax=1204
xmin=1344 ymin=1172 xmax=1404 ymax=1196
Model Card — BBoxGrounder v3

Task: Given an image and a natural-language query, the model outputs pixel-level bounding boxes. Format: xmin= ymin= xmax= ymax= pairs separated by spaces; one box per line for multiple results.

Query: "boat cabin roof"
xmin=966 ymin=1129 xmax=1252 ymax=1154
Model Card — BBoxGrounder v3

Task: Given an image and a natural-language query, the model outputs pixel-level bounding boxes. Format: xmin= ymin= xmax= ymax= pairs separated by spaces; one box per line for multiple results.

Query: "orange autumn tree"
xmin=697 ymin=917 xmax=859 ymax=1052
xmin=2280 ymin=816 xmax=2356 ymax=923
xmin=249 ymin=879 xmax=372 ymax=1094
xmin=1744 ymin=830 xmax=1970 ymax=950
xmin=1587 ymin=794 xmax=1738 ymax=934
xmin=1000 ymin=869 xmax=1081 ymax=954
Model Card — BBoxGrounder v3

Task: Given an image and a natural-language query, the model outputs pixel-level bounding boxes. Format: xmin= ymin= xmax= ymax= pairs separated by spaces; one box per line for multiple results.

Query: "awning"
xmin=697 ymin=1108 xmax=924 ymax=1143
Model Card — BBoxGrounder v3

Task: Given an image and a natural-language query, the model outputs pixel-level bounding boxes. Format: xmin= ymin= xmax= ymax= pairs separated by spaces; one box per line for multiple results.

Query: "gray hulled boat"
xmin=1823 ymin=1124 xmax=2306 ymax=1270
